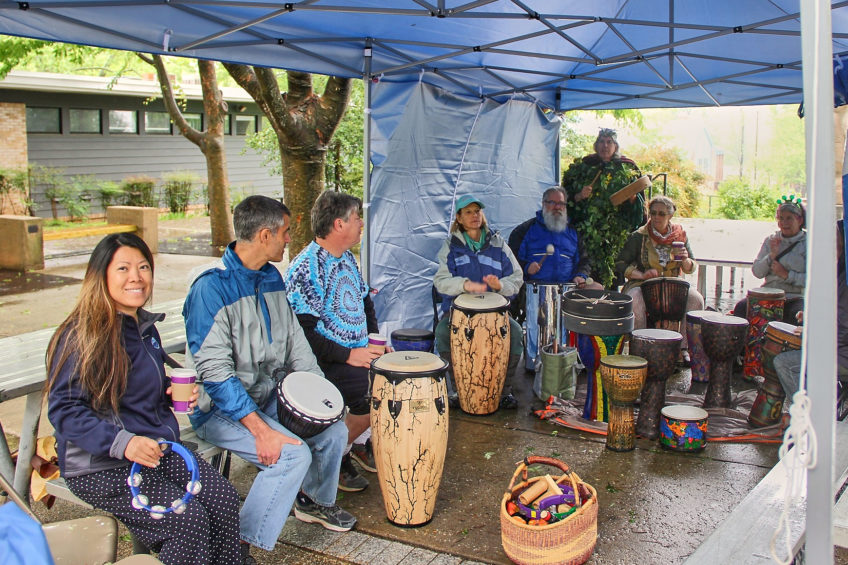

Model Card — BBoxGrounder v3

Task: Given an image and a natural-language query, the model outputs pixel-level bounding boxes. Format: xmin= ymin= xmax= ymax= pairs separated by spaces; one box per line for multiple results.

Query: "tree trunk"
xmin=282 ymin=141 xmax=326 ymax=255
xmin=204 ymin=135 xmax=233 ymax=247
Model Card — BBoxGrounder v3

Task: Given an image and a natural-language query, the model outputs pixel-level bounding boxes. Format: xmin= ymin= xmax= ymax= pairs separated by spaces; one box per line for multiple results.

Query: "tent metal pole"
xmin=800 ymin=1 xmax=836 ymax=564
xmin=362 ymin=42 xmax=373 ymax=282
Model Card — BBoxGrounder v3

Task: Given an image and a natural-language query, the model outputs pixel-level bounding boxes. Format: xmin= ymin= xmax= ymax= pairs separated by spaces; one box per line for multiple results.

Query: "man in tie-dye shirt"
xmin=284 ymin=191 xmax=379 ymax=493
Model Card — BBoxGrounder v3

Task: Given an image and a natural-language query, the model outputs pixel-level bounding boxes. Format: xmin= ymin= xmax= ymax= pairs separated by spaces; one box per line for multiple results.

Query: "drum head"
xmin=453 ymin=292 xmax=508 ymax=311
xmin=372 ymin=351 xmax=448 ymax=374
xmin=661 ymin=404 xmax=708 ymax=421
xmin=390 ymin=328 xmax=434 ymax=341
xmin=701 ymin=313 xmax=748 ymax=327
xmin=630 ymin=328 xmax=682 ymax=341
xmin=601 ymin=354 xmax=648 ymax=368
xmin=767 ymin=320 xmax=798 ymax=335
xmin=685 ymin=309 xmax=714 ymax=323
xmin=280 ymin=372 xmax=344 ymax=419
xmin=748 ymin=287 xmax=786 ymax=299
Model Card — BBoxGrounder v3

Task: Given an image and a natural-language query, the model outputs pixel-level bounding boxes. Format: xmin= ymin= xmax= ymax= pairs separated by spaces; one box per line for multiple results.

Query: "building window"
xmin=109 ymin=110 xmax=138 ymax=134
xmin=234 ymin=115 xmax=256 ymax=135
xmin=26 ymin=107 xmax=61 ymax=133
xmin=185 ymin=113 xmax=203 ymax=131
xmin=145 ymin=111 xmax=172 ymax=134
xmin=223 ymin=115 xmax=231 ymax=135
xmin=69 ymin=108 xmax=101 ymax=133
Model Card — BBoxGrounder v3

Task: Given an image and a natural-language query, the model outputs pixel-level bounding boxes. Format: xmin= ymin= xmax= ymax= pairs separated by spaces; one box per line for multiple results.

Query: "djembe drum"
xmin=391 ymin=328 xmax=435 ymax=352
xmin=630 ymin=329 xmax=683 ymax=439
xmin=743 ymin=287 xmax=785 ymax=380
xmin=370 ymin=351 xmax=449 ymax=526
xmin=701 ymin=313 xmax=749 ymax=408
xmin=449 ymin=292 xmax=510 ymax=415
xmin=563 ymin=289 xmax=634 ymax=422
xmin=641 ymin=277 xmax=691 ymax=332
xmin=600 ymin=355 xmax=648 ymax=451
xmin=685 ymin=310 xmax=714 ymax=383
xmin=748 ymin=321 xmax=802 ymax=427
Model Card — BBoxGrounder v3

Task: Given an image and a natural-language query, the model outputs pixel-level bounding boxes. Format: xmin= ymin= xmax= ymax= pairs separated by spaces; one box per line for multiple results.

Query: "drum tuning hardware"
xmin=388 ymin=400 xmax=402 ymax=420
xmin=371 ymin=398 xmax=381 ymax=410
xmin=435 ymin=396 xmax=446 ymax=414
xmin=464 ymin=327 xmax=474 ymax=341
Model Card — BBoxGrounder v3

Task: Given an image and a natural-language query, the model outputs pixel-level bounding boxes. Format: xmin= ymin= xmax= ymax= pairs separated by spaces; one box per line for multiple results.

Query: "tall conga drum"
xmin=748 ymin=321 xmax=802 ymax=427
xmin=641 ymin=277 xmax=691 ymax=332
xmin=600 ymin=355 xmax=648 ymax=451
xmin=701 ymin=313 xmax=749 ymax=408
xmin=370 ymin=351 xmax=449 ymax=526
xmin=563 ymin=288 xmax=634 ymax=422
xmin=449 ymin=292 xmax=510 ymax=415
xmin=743 ymin=287 xmax=785 ymax=380
xmin=630 ymin=329 xmax=683 ymax=439
xmin=685 ymin=310 xmax=713 ymax=383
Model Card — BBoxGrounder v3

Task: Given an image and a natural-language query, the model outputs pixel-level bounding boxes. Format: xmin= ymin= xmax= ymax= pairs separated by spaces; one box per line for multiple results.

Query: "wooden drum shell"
xmin=600 ymin=355 xmax=648 ymax=452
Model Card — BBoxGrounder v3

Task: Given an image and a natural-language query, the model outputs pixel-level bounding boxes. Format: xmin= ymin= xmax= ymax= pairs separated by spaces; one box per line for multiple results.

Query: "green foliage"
xmin=30 ymin=165 xmax=66 ymax=202
xmin=0 ymin=167 xmax=31 ymax=215
xmin=628 ymin=146 xmax=705 ymax=217
xmin=229 ymin=185 xmax=256 ymax=212
xmin=96 ymin=180 xmax=124 ymax=210
xmin=715 ymin=177 xmax=780 ymax=220
xmin=162 ymin=170 xmax=198 ymax=214
xmin=121 ymin=175 xmax=158 ymax=208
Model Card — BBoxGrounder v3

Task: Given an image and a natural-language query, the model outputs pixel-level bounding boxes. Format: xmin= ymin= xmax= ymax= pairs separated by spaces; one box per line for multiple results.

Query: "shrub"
xmin=628 ymin=146 xmax=706 ymax=217
xmin=121 ymin=175 xmax=158 ymax=208
xmin=162 ymin=170 xmax=198 ymax=214
xmin=30 ymin=165 xmax=67 ymax=219
xmin=0 ymin=167 xmax=32 ymax=215
xmin=97 ymin=181 xmax=124 ymax=210
xmin=715 ymin=178 xmax=780 ymax=220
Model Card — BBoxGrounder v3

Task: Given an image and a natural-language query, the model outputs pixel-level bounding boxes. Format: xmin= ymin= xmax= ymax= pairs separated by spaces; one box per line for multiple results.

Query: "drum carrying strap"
xmin=773 ymin=240 xmax=800 ymax=263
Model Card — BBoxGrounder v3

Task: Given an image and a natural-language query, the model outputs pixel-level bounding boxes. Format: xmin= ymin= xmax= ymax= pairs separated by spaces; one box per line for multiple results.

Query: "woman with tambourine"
xmin=45 ymin=233 xmax=242 ymax=565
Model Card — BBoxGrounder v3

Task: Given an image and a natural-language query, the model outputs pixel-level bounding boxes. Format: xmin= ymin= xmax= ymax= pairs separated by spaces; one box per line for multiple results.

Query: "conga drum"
xmin=563 ymin=289 xmax=634 ymax=422
xmin=743 ymin=287 xmax=785 ymax=380
xmin=640 ymin=277 xmax=690 ymax=332
xmin=701 ymin=314 xmax=749 ymax=409
xmin=685 ymin=310 xmax=713 ymax=383
xmin=370 ymin=351 xmax=449 ymax=526
xmin=630 ymin=329 xmax=683 ymax=439
xmin=449 ymin=292 xmax=510 ymax=415
xmin=391 ymin=328 xmax=435 ymax=352
xmin=748 ymin=321 xmax=802 ymax=427
xmin=600 ymin=355 xmax=648 ymax=451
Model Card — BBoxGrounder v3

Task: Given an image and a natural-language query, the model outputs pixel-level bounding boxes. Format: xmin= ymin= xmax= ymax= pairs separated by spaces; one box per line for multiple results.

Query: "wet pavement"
xmin=3 ymin=215 xmax=847 ymax=564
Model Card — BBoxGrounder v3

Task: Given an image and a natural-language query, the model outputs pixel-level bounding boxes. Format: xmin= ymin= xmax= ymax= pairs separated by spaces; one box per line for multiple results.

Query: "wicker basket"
xmin=500 ymin=456 xmax=598 ymax=565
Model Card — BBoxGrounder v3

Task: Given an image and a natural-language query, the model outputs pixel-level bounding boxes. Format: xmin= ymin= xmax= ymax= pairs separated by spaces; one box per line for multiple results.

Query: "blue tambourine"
xmin=127 ymin=439 xmax=201 ymax=519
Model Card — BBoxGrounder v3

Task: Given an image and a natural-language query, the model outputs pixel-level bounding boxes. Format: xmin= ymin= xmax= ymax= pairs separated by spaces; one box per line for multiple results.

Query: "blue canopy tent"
xmin=0 ymin=1 xmax=845 ymax=561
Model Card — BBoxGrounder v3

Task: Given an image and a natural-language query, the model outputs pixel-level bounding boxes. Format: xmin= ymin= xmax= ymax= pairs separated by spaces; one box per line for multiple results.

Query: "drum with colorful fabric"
xmin=578 ymin=333 xmax=628 ymax=422
xmin=630 ymin=329 xmax=683 ymax=439
xmin=701 ymin=314 xmax=749 ymax=409
xmin=685 ymin=310 xmax=713 ymax=383
xmin=391 ymin=328 xmax=435 ymax=352
xmin=600 ymin=355 xmax=648 ymax=451
xmin=370 ymin=351 xmax=449 ymax=526
xmin=640 ymin=277 xmax=691 ymax=331
xmin=748 ymin=321 xmax=801 ymax=427
xmin=276 ymin=371 xmax=345 ymax=438
xmin=743 ymin=287 xmax=785 ymax=381
xmin=449 ymin=292 xmax=510 ymax=415
xmin=659 ymin=405 xmax=709 ymax=452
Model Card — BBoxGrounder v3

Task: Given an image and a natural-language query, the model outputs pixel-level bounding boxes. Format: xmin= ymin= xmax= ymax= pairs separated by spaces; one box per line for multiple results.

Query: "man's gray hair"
xmin=311 ymin=191 xmax=362 ymax=239
xmin=233 ymin=195 xmax=291 ymax=242
xmin=542 ymin=186 xmax=567 ymax=201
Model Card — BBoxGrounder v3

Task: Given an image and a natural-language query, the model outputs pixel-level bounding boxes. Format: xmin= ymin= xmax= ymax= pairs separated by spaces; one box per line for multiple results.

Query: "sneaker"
xmin=240 ymin=542 xmax=256 ymax=565
xmin=349 ymin=439 xmax=377 ymax=473
xmin=499 ymin=393 xmax=518 ymax=410
xmin=338 ymin=454 xmax=369 ymax=492
xmin=294 ymin=492 xmax=357 ymax=532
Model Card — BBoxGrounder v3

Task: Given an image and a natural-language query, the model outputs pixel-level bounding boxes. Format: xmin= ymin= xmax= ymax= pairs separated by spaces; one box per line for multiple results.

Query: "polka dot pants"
xmin=65 ymin=446 xmax=241 ymax=565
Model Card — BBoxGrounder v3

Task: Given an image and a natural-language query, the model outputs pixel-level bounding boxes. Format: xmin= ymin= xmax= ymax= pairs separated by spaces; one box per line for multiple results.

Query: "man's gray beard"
xmin=543 ymin=209 xmax=568 ymax=233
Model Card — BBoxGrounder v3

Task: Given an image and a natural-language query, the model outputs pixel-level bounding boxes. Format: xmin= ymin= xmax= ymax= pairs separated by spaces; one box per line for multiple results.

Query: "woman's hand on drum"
xmin=482 ymin=274 xmax=502 ymax=291
xmin=125 ymin=435 xmax=165 ymax=468
xmin=462 ymin=280 xmax=488 ymax=293
xmin=770 ymin=260 xmax=789 ymax=279
xmin=633 ymin=268 xmax=659 ymax=280
xmin=575 ymin=185 xmax=593 ymax=202
xmin=347 ymin=347 xmax=382 ymax=368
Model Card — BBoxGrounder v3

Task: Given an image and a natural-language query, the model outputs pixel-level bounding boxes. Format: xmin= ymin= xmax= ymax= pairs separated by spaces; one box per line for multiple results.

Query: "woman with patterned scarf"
xmin=562 ymin=128 xmax=647 ymax=288
xmin=615 ymin=195 xmax=704 ymax=365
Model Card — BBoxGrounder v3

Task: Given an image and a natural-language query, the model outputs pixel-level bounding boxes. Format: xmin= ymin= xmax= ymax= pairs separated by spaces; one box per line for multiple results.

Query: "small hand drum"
xmin=127 ymin=440 xmax=201 ymax=519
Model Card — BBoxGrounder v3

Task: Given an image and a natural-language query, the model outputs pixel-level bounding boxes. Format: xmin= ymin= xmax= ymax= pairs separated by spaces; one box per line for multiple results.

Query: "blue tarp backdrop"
xmin=368 ymin=81 xmax=560 ymax=339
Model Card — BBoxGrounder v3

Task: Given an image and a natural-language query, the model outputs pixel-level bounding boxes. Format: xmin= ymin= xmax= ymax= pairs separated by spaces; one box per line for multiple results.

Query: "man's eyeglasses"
xmin=649 ymin=210 xmax=669 ymax=217
xmin=543 ymin=200 xmax=566 ymax=208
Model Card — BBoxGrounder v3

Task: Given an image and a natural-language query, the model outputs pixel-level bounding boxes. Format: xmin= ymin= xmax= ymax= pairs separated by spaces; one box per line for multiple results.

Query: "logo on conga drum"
xmin=410 ymin=399 xmax=430 ymax=413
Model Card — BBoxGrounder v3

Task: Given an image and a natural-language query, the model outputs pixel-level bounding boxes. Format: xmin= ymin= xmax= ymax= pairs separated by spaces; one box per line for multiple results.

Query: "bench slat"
xmin=43 ymin=224 xmax=137 ymax=241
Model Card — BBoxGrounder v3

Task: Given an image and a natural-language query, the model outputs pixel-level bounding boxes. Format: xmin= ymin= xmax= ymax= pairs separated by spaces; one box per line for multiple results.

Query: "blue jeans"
xmin=193 ymin=397 xmax=347 ymax=551
xmin=774 ymin=349 xmax=802 ymax=400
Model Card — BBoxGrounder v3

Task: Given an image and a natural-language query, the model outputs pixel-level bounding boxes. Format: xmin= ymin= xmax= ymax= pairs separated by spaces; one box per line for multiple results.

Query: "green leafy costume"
xmin=562 ymin=154 xmax=646 ymax=288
